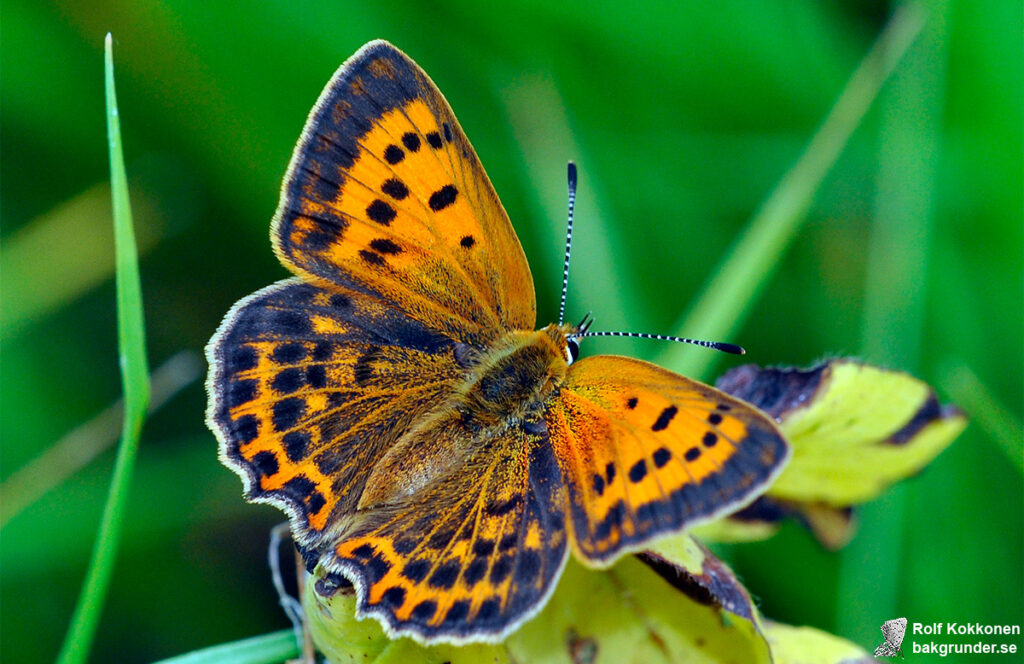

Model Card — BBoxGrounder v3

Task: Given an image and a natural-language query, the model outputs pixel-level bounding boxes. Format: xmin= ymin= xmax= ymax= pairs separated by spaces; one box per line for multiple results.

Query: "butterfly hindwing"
xmin=328 ymin=418 xmax=568 ymax=643
xmin=206 ymin=277 xmax=463 ymax=549
xmin=272 ymin=40 xmax=535 ymax=346
xmin=545 ymin=356 xmax=790 ymax=564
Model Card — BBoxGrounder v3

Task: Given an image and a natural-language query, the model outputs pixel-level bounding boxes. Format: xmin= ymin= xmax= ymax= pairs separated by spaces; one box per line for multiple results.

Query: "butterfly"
xmin=205 ymin=39 xmax=789 ymax=645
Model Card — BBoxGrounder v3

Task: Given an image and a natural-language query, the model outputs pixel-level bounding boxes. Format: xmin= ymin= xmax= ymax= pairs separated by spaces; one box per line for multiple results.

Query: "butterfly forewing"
xmin=272 ymin=40 xmax=535 ymax=346
xmin=207 ymin=278 xmax=463 ymax=549
xmin=545 ymin=356 xmax=790 ymax=564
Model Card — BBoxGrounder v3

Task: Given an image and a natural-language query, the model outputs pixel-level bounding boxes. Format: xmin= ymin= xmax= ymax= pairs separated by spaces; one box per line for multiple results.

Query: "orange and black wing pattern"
xmin=206 ymin=278 xmax=463 ymax=552
xmin=327 ymin=417 xmax=568 ymax=643
xmin=272 ymin=40 xmax=534 ymax=345
xmin=545 ymin=356 xmax=790 ymax=564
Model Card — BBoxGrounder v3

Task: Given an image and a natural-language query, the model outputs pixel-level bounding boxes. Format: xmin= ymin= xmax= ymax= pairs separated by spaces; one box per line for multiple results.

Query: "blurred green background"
xmin=3 ymin=1 xmax=1021 ymax=662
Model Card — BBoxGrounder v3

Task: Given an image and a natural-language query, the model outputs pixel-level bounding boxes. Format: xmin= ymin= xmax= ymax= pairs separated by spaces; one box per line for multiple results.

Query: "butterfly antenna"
xmin=578 ymin=330 xmax=745 ymax=355
xmin=558 ymin=161 xmax=578 ymax=326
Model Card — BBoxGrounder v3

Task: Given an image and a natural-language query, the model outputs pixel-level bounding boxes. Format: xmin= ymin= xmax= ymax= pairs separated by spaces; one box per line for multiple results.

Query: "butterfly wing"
xmin=326 ymin=417 xmax=568 ymax=644
xmin=206 ymin=278 xmax=464 ymax=551
xmin=272 ymin=40 xmax=534 ymax=345
xmin=544 ymin=356 xmax=790 ymax=564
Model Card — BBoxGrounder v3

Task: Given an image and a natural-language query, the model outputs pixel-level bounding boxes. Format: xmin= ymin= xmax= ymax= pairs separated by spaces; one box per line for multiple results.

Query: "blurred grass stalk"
xmin=660 ymin=2 xmax=926 ymax=380
xmin=0 ymin=179 xmax=163 ymax=339
xmin=939 ymin=363 xmax=1024 ymax=475
xmin=57 ymin=34 xmax=152 ymax=664
xmin=0 ymin=351 xmax=201 ymax=528
xmin=837 ymin=0 xmax=949 ymax=644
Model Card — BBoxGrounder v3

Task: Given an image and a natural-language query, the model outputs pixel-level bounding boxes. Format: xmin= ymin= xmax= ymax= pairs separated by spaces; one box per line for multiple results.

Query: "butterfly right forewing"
xmin=545 ymin=355 xmax=790 ymax=564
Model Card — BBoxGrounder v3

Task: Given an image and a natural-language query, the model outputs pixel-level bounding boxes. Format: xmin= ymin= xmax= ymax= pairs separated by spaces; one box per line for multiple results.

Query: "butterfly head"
xmin=544 ymin=313 xmax=593 ymax=368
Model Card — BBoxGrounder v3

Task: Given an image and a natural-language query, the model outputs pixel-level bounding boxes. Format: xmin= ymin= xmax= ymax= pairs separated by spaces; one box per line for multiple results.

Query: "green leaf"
xmin=764 ymin=621 xmax=872 ymax=664
xmin=304 ymin=555 xmax=775 ymax=664
xmin=55 ymin=33 xmax=152 ymax=664
xmin=150 ymin=630 xmax=299 ymax=664
xmin=693 ymin=358 xmax=966 ymax=548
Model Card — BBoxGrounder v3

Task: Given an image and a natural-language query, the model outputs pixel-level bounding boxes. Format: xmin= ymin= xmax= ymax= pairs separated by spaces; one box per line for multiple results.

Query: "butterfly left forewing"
xmin=545 ymin=356 xmax=790 ymax=564
xmin=273 ymin=40 xmax=535 ymax=345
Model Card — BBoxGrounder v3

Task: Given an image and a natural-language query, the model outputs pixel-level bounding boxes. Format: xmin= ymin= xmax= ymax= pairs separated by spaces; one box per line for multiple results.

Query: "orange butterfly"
xmin=206 ymin=40 xmax=789 ymax=644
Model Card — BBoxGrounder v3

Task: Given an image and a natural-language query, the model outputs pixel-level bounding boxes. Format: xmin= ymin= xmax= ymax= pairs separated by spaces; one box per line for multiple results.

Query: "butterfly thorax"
xmin=357 ymin=323 xmax=574 ymax=510
xmin=459 ymin=323 xmax=575 ymax=426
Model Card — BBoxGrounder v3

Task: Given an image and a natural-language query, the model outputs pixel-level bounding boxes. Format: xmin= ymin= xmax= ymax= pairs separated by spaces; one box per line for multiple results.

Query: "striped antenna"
xmin=558 ymin=162 xmax=578 ymax=326
xmin=577 ymin=330 xmax=745 ymax=355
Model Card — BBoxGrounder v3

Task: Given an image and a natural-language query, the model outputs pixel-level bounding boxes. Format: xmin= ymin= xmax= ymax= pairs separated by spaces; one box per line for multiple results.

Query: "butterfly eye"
xmin=566 ymin=339 xmax=580 ymax=364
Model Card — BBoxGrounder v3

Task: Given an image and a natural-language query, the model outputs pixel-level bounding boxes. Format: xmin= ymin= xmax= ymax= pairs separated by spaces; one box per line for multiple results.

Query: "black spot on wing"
xmin=652 ymin=405 xmax=678 ymax=431
xmin=629 ymin=459 xmax=647 ymax=483
xmin=272 ymin=367 xmax=305 ymax=394
xmin=272 ymin=342 xmax=307 ymax=364
xmin=380 ymin=586 xmax=406 ymax=610
xmin=463 ymin=557 xmax=487 ymax=586
xmin=282 ymin=431 xmax=311 ymax=461
xmin=233 ymin=415 xmax=259 ymax=445
xmin=401 ymin=558 xmax=430 ymax=583
xmin=366 ymin=199 xmax=397 ymax=225
xmin=427 ymin=559 xmax=460 ymax=589
xmin=369 ymin=238 xmax=402 ymax=254
xmin=429 ymin=184 xmax=458 ymax=211
xmin=227 ymin=378 xmax=258 ymax=408
xmin=490 ymin=555 xmax=513 ymax=584
xmin=228 ymin=346 xmax=258 ymax=371
xmin=442 ymin=599 xmax=470 ymax=626
xmin=383 ymin=144 xmax=404 ymax=164
xmin=251 ymin=451 xmax=279 ymax=477
xmin=272 ymin=397 xmax=306 ymax=432
xmin=401 ymin=132 xmax=420 ymax=151
xmin=381 ymin=178 xmax=409 ymax=200
xmin=411 ymin=600 xmax=438 ymax=623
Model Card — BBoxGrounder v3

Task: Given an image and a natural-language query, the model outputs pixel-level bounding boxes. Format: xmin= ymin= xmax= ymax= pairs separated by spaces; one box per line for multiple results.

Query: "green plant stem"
xmin=57 ymin=33 xmax=152 ymax=664
xmin=660 ymin=3 xmax=926 ymax=380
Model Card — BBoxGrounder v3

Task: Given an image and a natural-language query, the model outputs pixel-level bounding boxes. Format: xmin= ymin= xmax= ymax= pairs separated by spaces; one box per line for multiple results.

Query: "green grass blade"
xmin=940 ymin=363 xmax=1024 ymax=475
xmin=659 ymin=3 xmax=926 ymax=380
xmin=836 ymin=0 xmax=950 ymax=646
xmin=56 ymin=33 xmax=152 ymax=664
xmin=150 ymin=630 xmax=299 ymax=664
